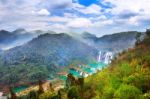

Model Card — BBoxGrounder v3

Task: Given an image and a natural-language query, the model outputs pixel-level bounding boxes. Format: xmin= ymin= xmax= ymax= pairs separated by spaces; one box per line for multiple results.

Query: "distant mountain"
xmin=0 ymin=29 xmax=144 ymax=88
xmin=0 ymin=29 xmax=40 ymax=50
xmin=0 ymin=49 xmax=2 ymax=54
xmin=0 ymin=29 xmax=31 ymax=50
xmin=81 ymin=32 xmax=97 ymax=40
xmin=12 ymin=28 xmax=27 ymax=34
xmin=42 ymin=30 xmax=150 ymax=99
xmin=0 ymin=33 xmax=97 ymax=86
xmin=81 ymin=31 xmax=143 ymax=53
xmin=0 ymin=29 xmax=60 ymax=50
xmin=2 ymin=33 xmax=97 ymax=66
xmin=0 ymin=30 xmax=16 ymax=44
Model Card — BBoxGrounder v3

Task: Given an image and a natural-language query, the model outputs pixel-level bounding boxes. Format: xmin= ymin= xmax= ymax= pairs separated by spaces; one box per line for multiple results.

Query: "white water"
xmin=98 ymin=51 xmax=113 ymax=64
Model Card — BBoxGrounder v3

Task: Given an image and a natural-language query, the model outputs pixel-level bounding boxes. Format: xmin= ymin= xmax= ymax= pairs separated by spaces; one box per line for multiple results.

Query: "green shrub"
xmin=115 ymin=63 xmax=133 ymax=77
xmin=114 ymin=84 xmax=142 ymax=99
xmin=39 ymin=91 xmax=53 ymax=99
xmin=102 ymin=87 xmax=115 ymax=99
xmin=67 ymin=86 xmax=79 ymax=99
xmin=27 ymin=90 xmax=38 ymax=99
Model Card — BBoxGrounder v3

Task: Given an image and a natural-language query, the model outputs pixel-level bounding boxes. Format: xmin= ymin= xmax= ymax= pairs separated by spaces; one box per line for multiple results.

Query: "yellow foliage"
xmin=130 ymin=59 xmax=139 ymax=67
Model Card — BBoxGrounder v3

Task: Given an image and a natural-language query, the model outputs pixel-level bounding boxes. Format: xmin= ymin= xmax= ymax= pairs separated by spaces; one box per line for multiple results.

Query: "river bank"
xmin=2 ymin=62 xmax=107 ymax=97
xmin=15 ymin=78 xmax=64 ymax=96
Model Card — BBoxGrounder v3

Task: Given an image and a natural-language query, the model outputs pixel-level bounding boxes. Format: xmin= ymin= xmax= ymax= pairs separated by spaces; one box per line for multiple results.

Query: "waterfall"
xmin=98 ymin=51 xmax=101 ymax=62
xmin=98 ymin=51 xmax=113 ymax=64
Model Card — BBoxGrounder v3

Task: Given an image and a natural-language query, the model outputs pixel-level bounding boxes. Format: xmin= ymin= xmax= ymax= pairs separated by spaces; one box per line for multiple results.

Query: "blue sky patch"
xmin=78 ymin=0 xmax=98 ymax=6
xmin=0 ymin=0 xmax=149 ymax=35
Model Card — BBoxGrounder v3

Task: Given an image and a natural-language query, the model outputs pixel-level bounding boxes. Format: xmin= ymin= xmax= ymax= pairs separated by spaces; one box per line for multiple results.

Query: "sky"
xmin=0 ymin=0 xmax=150 ymax=36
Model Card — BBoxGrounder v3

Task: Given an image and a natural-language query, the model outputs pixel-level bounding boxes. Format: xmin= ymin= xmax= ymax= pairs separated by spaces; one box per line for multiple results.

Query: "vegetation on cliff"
xmin=15 ymin=30 xmax=150 ymax=99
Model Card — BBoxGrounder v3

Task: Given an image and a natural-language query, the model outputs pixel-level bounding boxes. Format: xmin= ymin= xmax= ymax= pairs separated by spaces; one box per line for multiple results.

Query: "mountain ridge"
xmin=0 ymin=33 xmax=97 ymax=88
xmin=0 ymin=29 xmax=144 ymax=90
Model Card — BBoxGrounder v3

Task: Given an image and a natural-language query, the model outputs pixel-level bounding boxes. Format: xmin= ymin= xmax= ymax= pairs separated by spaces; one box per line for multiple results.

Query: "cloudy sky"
xmin=0 ymin=0 xmax=150 ymax=36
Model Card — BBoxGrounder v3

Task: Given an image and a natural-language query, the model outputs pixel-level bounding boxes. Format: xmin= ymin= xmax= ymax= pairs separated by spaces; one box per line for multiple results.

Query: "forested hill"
xmin=2 ymin=33 xmax=97 ymax=66
xmin=0 ymin=33 xmax=97 ymax=89
xmin=20 ymin=29 xmax=150 ymax=99
xmin=82 ymin=31 xmax=143 ymax=52
xmin=83 ymin=30 xmax=150 ymax=99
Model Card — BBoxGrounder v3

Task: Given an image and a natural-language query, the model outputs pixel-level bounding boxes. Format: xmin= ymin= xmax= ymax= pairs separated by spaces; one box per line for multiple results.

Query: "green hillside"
xmin=82 ymin=30 xmax=150 ymax=99
xmin=13 ymin=30 xmax=150 ymax=99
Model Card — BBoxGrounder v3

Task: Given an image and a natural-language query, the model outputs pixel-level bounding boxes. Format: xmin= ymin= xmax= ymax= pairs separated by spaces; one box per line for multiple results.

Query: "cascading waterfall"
xmin=64 ymin=51 xmax=113 ymax=79
xmin=98 ymin=51 xmax=113 ymax=64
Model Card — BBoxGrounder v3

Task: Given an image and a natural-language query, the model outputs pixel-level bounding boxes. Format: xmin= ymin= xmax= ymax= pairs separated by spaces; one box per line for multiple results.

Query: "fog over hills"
xmin=0 ymin=32 xmax=98 ymax=87
xmin=2 ymin=33 xmax=97 ymax=66
xmin=0 ymin=28 xmax=143 ymax=52
xmin=0 ymin=29 xmax=65 ymax=50
xmin=81 ymin=31 xmax=144 ymax=53
xmin=0 ymin=29 xmax=144 ymax=87
xmin=0 ymin=29 xmax=37 ymax=50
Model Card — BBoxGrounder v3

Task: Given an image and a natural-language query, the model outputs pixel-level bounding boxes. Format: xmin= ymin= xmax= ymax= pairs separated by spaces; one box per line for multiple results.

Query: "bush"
xmin=27 ymin=90 xmax=38 ymax=99
xmin=67 ymin=86 xmax=79 ymax=99
xmin=102 ymin=87 xmax=115 ymax=99
xmin=39 ymin=91 xmax=53 ymax=99
xmin=115 ymin=63 xmax=133 ymax=77
xmin=114 ymin=84 xmax=142 ymax=99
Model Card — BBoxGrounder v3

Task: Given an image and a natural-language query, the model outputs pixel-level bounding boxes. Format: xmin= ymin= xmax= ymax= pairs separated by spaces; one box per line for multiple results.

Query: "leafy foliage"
xmin=0 ymin=33 xmax=97 ymax=87
xmin=29 ymin=29 xmax=150 ymax=99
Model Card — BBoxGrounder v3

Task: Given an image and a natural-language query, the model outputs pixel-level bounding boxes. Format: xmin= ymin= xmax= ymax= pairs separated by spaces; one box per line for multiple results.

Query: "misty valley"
xmin=0 ymin=28 xmax=149 ymax=99
xmin=0 ymin=0 xmax=150 ymax=98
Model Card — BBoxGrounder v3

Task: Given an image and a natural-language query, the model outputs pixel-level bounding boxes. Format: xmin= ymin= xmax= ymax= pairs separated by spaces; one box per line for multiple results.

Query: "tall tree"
xmin=49 ymin=82 xmax=54 ymax=92
xmin=66 ymin=73 xmax=76 ymax=89
xmin=38 ymin=80 xmax=44 ymax=95
xmin=9 ymin=87 xmax=17 ymax=99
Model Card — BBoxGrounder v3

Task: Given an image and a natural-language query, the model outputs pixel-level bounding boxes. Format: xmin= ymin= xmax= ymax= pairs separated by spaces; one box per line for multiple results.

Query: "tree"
xmin=146 ymin=29 xmax=150 ymax=36
xmin=49 ymin=82 xmax=54 ymax=92
xmin=9 ymin=87 xmax=17 ymax=99
xmin=66 ymin=73 xmax=76 ymax=89
xmin=58 ymin=89 xmax=67 ymax=99
xmin=77 ymin=77 xmax=84 ymax=98
xmin=39 ymin=91 xmax=53 ymax=99
xmin=27 ymin=90 xmax=38 ymax=99
xmin=67 ymin=86 xmax=79 ymax=99
xmin=135 ymin=32 xmax=141 ymax=45
xmin=38 ymin=80 xmax=44 ymax=95
xmin=114 ymin=84 xmax=142 ymax=99
xmin=77 ymin=77 xmax=84 ymax=88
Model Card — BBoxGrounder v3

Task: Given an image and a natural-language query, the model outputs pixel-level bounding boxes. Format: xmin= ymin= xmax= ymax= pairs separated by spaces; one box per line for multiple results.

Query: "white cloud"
xmin=103 ymin=0 xmax=150 ymax=14
xmin=103 ymin=0 xmax=150 ymax=25
xmin=37 ymin=9 xmax=50 ymax=16
xmin=0 ymin=0 xmax=150 ymax=36
xmin=67 ymin=18 xmax=92 ymax=28
xmin=89 ymin=15 xmax=107 ymax=21
xmin=73 ymin=3 xmax=102 ymax=14
xmin=40 ymin=0 xmax=72 ymax=10
xmin=48 ymin=16 xmax=70 ymax=23
xmin=93 ymin=20 xmax=113 ymax=27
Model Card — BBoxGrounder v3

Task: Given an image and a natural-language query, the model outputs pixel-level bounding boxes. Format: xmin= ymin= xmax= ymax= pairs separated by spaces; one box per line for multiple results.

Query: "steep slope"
xmin=0 ymin=33 xmax=97 ymax=87
xmin=28 ymin=30 xmax=150 ymax=99
xmin=82 ymin=30 xmax=150 ymax=98
xmin=2 ymin=33 xmax=97 ymax=66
